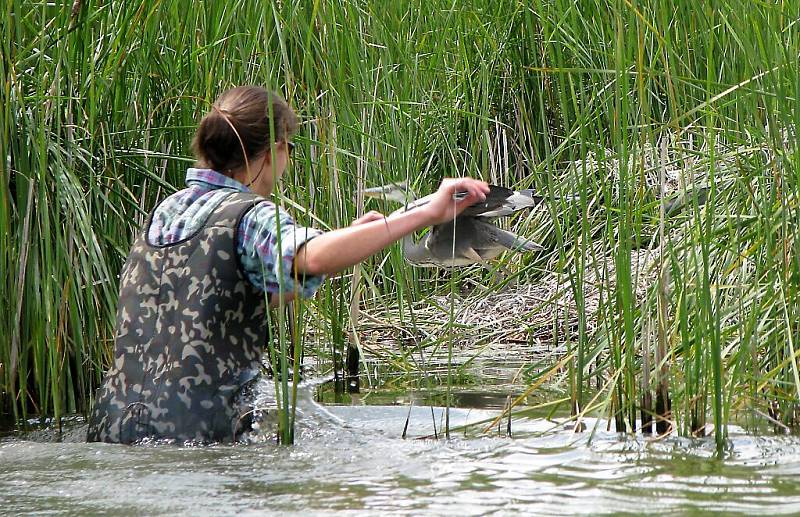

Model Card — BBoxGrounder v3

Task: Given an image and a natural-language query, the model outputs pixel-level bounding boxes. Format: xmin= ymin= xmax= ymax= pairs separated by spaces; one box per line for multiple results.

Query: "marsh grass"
xmin=2 ymin=0 xmax=799 ymax=451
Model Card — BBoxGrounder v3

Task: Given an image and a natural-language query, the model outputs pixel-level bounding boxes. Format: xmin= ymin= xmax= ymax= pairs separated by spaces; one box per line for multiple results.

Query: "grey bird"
xmin=362 ymin=182 xmax=546 ymax=268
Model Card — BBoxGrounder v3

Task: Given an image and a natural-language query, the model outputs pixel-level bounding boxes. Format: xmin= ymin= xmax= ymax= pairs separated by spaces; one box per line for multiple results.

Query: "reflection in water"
xmin=2 ymin=380 xmax=800 ymax=515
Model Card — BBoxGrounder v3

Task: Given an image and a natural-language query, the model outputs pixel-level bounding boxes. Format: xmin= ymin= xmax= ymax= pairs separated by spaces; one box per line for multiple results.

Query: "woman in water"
xmin=86 ymin=85 xmax=489 ymax=443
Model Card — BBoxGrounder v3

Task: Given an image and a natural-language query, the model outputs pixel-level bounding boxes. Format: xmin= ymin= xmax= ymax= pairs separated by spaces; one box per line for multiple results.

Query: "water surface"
xmin=3 ymin=382 xmax=800 ymax=515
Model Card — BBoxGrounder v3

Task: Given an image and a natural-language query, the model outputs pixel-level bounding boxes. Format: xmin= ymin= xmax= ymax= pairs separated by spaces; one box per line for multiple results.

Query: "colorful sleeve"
xmin=237 ymin=201 xmax=326 ymax=297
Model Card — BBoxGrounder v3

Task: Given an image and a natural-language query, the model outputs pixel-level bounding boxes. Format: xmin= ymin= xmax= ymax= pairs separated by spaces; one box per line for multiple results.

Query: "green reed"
xmin=2 ymin=0 xmax=799 ymax=452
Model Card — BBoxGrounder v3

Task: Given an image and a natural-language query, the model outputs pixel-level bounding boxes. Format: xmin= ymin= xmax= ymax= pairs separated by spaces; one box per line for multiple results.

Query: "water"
xmin=3 ymin=379 xmax=800 ymax=515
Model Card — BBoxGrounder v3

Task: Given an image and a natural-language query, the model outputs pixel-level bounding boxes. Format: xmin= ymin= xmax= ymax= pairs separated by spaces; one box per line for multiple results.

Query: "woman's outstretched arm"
xmin=293 ymin=178 xmax=489 ymax=277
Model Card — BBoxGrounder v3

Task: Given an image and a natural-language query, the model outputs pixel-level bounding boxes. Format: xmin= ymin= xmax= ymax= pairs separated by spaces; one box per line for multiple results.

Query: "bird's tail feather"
xmin=503 ymin=233 xmax=542 ymax=252
xmin=518 ymin=189 xmax=579 ymax=203
xmin=479 ymin=222 xmax=543 ymax=252
xmin=516 ymin=189 xmax=546 ymax=205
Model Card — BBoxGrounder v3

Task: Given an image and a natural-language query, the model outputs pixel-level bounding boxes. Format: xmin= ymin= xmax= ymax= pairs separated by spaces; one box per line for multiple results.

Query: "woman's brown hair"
xmin=191 ymin=86 xmax=299 ymax=174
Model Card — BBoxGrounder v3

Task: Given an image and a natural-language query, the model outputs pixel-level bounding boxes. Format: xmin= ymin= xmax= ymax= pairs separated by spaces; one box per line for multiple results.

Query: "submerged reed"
xmin=2 ymin=0 xmax=798 ymax=451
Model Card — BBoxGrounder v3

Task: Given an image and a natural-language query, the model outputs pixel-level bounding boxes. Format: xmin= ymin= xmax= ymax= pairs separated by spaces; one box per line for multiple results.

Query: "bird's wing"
xmin=477 ymin=189 xmax=548 ymax=218
xmin=456 ymin=185 xmax=514 ymax=217
xmin=456 ymin=186 xmax=547 ymax=218
xmin=398 ymin=185 xmax=567 ymax=218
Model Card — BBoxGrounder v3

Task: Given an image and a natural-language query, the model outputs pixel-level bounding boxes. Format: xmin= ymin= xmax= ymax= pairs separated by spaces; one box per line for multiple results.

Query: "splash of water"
xmin=246 ymin=374 xmax=350 ymax=443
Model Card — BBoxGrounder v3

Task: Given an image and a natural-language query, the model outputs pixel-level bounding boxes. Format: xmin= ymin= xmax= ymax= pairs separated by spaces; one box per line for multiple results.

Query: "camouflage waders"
xmin=87 ymin=192 xmax=269 ymax=444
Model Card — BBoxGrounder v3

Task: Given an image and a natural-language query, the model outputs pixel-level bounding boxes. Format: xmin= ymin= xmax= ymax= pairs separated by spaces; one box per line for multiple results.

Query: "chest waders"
xmin=87 ymin=192 xmax=269 ymax=444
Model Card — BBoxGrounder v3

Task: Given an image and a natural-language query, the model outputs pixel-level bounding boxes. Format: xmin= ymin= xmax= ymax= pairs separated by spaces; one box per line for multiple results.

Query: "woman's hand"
xmin=350 ymin=210 xmax=385 ymax=226
xmin=421 ymin=178 xmax=490 ymax=226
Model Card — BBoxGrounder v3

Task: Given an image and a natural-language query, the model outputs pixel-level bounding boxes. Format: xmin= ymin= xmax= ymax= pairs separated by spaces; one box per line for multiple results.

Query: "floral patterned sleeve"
xmin=236 ymin=201 xmax=326 ymax=297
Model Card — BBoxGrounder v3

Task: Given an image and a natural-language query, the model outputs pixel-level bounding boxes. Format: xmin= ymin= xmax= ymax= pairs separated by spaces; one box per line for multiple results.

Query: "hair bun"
xmin=190 ymin=86 xmax=299 ymax=174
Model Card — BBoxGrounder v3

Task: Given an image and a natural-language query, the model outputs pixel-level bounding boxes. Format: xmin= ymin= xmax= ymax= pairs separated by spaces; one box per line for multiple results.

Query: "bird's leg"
xmin=462 ymin=275 xmax=490 ymax=296
xmin=460 ymin=248 xmax=494 ymax=295
xmin=492 ymin=263 xmax=515 ymax=289
xmin=463 ymin=247 xmax=484 ymax=264
xmin=487 ymin=264 xmax=509 ymax=285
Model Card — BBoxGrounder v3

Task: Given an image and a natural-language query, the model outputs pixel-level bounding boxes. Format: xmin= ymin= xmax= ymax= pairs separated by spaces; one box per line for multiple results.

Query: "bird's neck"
xmin=401 ymin=233 xmax=428 ymax=265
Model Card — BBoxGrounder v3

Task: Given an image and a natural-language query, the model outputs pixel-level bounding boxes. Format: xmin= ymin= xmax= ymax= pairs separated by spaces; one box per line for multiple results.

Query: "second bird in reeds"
xmin=362 ymin=182 xmax=550 ymax=268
